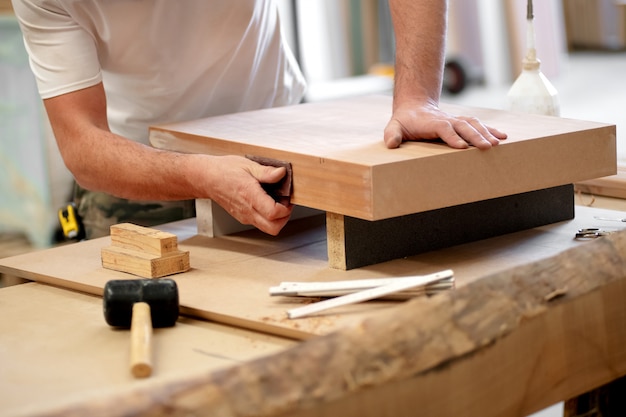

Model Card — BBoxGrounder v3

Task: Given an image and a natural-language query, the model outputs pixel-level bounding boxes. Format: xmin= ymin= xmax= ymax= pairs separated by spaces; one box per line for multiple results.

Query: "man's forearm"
xmin=64 ymin=129 xmax=209 ymax=201
xmin=389 ymin=0 xmax=448 ymax=108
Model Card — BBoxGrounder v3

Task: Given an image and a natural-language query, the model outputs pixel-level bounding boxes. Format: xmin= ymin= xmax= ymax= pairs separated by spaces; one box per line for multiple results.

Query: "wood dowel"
xmin=130 ymin=302 xmax=152 ymax=378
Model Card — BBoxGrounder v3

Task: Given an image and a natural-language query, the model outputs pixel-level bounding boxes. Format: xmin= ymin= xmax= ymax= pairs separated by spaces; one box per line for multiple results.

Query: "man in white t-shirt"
xmin=12 ymin=0 xmax=506 ymax=238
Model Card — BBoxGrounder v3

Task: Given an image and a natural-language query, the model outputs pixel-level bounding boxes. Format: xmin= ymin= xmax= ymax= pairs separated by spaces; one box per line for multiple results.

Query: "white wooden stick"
xmin=286 ymin=270 xmax=454 ymax=319
xmin=286 ymin=280 xmax=454 ymax=299
xmin=270 ymin=270 xmax=454 ymax=297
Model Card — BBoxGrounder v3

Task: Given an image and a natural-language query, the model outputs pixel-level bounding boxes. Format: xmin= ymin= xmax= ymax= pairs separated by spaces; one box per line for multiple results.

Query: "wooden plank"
xmin=327 ymin=184 xmax=574 ymax=269
xmin=18 ymin=227 xmax=626 ymax=417
xmin=576 ymin=165 xmax=626 ymax=199
xmin=1 ymin=206 xmax=625 ymax=341
xmin=0 ymin=282 xmax=295 ymax=417
xmin=149 ymin=95 xmax=616 ymax=221
xmin=101 ymin=246 xmax=190 ymax=278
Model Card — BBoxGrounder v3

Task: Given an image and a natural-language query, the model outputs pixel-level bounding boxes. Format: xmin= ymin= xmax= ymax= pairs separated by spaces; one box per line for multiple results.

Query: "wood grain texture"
xmin=101 ymin=246 xmax=190 ymax=278
xmin=110 ymin=223 xmax=179 ymax=256
xmin=150 ymin=95 xmax=616 ymax=220
xmin=22 ymin=227 xmax=626 ymax=417
xmin=102 ymin=223 xmax=190 ymax=278
xmin=130 ymin=302 xmax=153 ymax=378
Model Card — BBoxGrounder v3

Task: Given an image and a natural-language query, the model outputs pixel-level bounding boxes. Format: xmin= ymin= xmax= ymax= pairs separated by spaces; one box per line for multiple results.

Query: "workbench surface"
xmin=1 ymin=205 xmax=626 ymax=417
xmin=0 ymin=206 xmax=621 ymax=340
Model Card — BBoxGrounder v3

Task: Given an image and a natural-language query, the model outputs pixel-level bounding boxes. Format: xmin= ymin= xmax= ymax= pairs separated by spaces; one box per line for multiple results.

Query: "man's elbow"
xmin=62 ymin=154 xmax=103 ymax=193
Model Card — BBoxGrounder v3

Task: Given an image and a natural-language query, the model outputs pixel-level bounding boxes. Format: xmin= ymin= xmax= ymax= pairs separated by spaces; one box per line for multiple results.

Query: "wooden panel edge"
xmin=326 ymin=212 xmax=347 ymax=270
xmin=575 ymin=165 xmax=626 ymax=199
xmin=150 ymin=128 xmax=376 ymax=219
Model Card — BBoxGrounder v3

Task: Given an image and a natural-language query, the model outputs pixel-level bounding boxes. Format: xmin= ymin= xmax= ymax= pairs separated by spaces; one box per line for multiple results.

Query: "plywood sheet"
xmin=150 ymin=95 xmax=616 ymax=220
xmin=1 ymin=206 xmax=625 ymax=341
xmin=0 ymin=283 xmax=294 ymax=417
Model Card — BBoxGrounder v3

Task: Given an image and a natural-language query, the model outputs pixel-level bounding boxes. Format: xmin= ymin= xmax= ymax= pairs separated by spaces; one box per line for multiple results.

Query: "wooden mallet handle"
xmin=130 ymin=302 xmax=152 ymax=378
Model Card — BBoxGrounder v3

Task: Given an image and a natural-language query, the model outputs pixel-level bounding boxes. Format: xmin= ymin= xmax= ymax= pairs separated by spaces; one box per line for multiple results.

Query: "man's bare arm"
xmin=44 ymin=83 xmax=292 ymax=235
xmin=385 ymin=0 xmax=507 ymax=149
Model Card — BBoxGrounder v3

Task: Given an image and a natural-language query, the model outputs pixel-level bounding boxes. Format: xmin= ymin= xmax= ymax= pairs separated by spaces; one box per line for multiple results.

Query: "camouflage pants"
xmin=73 ymin=184 xmax=196 ymax=240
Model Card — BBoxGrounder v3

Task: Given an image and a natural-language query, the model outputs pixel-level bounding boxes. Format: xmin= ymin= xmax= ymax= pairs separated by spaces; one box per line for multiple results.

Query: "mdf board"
xmin=1 ymin=206 xmax=625 ymax=341
xmin=0 ymin=282 xmax=294 ymax=417
xmin=149 ymin=95 xmax=615 ymax=221
xmin=150 ymin=95 xmax=616 ymax=268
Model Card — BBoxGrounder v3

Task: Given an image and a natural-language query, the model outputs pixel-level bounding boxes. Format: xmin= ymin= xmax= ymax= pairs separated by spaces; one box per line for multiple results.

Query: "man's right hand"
xmin=44 ymin=83 xmax=293 ymax=236
xmin=201 ymin=155 xmax=294 ymax=236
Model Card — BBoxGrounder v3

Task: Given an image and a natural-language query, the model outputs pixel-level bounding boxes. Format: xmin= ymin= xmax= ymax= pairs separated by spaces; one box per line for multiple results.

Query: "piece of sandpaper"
xmin=246 ymin=155 xmax=292 ymax=204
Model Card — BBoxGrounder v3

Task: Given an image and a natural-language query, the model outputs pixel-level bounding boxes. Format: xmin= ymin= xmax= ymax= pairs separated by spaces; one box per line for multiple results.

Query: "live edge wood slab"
xmin=131 ymin=230 xmax=626 ymax=417
xmin=149 ymin=95 xmax=616 ymax=269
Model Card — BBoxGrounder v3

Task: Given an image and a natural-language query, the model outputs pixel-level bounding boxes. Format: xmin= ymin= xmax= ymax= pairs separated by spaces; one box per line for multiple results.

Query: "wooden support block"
xmin=328 ymin=184 xmax=574 ymax=269
xmin=102 ymin=223 xmax=189 ymax=278
xmin=196 ymin=198 xmax=322 ymax=238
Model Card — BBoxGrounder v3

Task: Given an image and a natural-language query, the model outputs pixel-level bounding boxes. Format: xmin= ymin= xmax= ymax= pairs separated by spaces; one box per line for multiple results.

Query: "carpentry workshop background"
xmin=2 ymin=1 xmax=626 ymax=417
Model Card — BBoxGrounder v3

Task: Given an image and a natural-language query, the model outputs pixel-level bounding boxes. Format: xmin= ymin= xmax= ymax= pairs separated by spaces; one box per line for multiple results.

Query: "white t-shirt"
xmin=12 ymin=0 xmax=306 ymax=144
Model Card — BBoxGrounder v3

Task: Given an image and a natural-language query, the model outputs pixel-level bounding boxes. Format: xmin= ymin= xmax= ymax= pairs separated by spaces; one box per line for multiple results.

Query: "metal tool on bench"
xmin=575 ymin=228 xmax=611 ymax=240
xmin=103 ymin=279 xmax=179 ymax=378
xmin=594 ymin=216 xmax=626 ymax=222
xmin=271 ymin=269 xmax=455 ymax=319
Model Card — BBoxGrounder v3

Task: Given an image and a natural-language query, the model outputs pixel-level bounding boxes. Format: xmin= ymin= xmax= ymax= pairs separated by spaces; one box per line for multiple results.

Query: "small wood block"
xmin=110 ymin=223 xmax=179 ymax=256
xmin=328 ymin=184 xmax=575 ymax=270
xmin=102 ymin=223 xmax=190 ymax=278
xmin=101 ymin=246 xmax=189 ymax=278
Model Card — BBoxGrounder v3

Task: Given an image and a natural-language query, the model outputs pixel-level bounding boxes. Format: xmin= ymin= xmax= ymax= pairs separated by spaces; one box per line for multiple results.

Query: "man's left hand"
xmin=384 ymin=100 xmax=508 ymax=150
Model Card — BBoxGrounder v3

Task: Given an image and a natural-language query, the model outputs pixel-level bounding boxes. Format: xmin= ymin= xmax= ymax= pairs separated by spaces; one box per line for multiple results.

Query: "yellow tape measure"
xmin=58 ymin=203 xmax=84 ymax=240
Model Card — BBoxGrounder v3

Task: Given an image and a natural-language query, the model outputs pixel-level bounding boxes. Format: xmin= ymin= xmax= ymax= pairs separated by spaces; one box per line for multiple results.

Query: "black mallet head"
xmin=103 ymin=279 xmax=179 ymax=328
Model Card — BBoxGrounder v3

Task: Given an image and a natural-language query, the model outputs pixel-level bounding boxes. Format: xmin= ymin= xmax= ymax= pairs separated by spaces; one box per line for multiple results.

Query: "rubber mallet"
xmin=103 ymin=279 xmax=179 ymax=378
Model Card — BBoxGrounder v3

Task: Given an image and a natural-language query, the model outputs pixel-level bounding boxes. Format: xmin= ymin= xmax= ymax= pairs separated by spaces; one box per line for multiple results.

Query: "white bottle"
xmin=506 ymin=0 xmax=560 ymax=116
